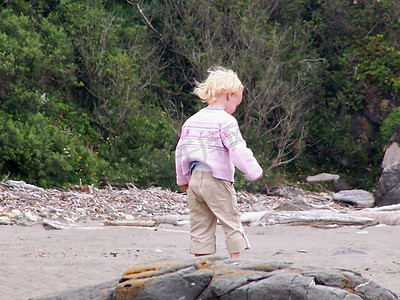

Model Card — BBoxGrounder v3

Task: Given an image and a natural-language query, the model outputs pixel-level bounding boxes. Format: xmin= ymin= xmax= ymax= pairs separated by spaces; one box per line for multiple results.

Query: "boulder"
xmin=374 ymin=162 xmax=400 ymax=207
xmin=382 ymin=142 xmax=400 ymax=170
xmin=375 ymin=126 xmax=400 ymax=207
xmin=30 ymin=256 xmax=398 ymax=300
xmin=306 ymin=173 xmax=340 ymax=182
xmin=333 ymin=190 xmax=374 ymax=208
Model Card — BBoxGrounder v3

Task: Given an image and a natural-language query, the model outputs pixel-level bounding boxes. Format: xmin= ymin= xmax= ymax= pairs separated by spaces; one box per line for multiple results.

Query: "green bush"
xmin=0 ymin=112 xmax=108 ymax=188
xmin=381 ymin=107 xmax=400 ymax=143
xmin=1 ymin=0 xmax=400 ymax=192
xmin=97 ymin=105 xmax=178 ymax=189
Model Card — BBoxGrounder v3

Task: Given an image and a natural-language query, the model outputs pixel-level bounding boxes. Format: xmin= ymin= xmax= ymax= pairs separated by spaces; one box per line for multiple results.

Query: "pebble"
xmin=0 ymin=216 xmax=11 ymax=225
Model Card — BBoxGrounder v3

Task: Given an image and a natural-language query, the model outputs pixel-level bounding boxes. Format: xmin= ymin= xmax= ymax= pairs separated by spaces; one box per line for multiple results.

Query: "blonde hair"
xmin=193 ymin=66 xmax=243 ymax=104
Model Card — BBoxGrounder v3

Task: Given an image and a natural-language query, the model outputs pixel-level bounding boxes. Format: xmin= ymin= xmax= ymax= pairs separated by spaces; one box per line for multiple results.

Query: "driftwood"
xmin=353 ymin=204 xmax=400 ymax=225
xmin=240 ymin=210 xmax=374 ymax=226
xmin=5 ymin=180 xmax=44 ymax=191
xmin=241 ymin=204 xmax=400 ymax=226
xmin=366 ymin=203 xmax=400 ymax=211
xmin=104 ymin=220 xmax=157 ymax=227
xmin=153 ymin=214 xmax=190 ymax=226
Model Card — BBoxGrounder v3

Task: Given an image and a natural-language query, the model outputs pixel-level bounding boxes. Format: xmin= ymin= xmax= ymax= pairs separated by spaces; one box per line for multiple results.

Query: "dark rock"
xmin=333 ymin=178 xmax=351 ymax=192
xmin=30 ymin=257 xmax=398 ymax=300
xmin=374 ymin=162 xmax=400 ymax=207
xmin=389 ymin=124 xmax=400 ymax=144
xmin=375 ymin=126 xmax=400 ymax=207
xmin=29 ymin=279 xmax=118 ymax=300
xmin=350 ymin=114 xmax=373 ymax=144
xmin=118 ymin=267 xmax=212 ymax=300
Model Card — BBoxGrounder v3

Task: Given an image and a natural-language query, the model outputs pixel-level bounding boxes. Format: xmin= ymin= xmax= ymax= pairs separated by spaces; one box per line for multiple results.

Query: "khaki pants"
xmin=187 ymin=170 xmax=250 ymax=255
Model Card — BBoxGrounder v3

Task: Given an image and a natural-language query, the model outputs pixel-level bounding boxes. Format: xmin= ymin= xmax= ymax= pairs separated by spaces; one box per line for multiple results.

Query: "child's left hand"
xmin=181 ymin=184 xmax=189 ymax=191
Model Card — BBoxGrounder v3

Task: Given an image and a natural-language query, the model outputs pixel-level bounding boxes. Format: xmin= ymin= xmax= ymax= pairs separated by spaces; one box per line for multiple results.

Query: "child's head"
xmin=193 ymin=66 xmax=244 ymax=104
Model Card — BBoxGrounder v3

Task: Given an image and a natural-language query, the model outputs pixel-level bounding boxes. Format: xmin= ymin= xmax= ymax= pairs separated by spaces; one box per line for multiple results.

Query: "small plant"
xmin=380 ymin=107 xmax=400 ymax=143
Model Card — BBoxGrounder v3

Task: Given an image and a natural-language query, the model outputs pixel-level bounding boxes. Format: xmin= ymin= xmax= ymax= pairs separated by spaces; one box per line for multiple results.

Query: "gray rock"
xmin=382 ymin=142 xmax=400 ymax=170
xmin=30 ymin=257 xmax=398 ymax=300
xmin=306 ymin=173 xmax=340 ymax=182
xmin=225 ymin=274 xmax=314 ymax=300
xmin=333 ymin=190 xmax=374 ymax=208
xmin=42 ymin=220 xmax=64 ymax=230
xmin=374 ymin=162 xmax=400 ymax=207
xmin=29 ymin=279 xmax=118 ymax=300
xmin=0 ymin=216 xmax=11 ymax=225
xmin=274 ymin=201 xmax=313 ymax=211
xmin=125 ymin=267 xmax=212 ymax=300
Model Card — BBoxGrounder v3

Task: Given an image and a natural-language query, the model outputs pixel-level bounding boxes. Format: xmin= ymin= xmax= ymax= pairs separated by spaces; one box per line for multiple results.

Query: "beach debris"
xmin=1 ymin=181 xmax=400 ymax=228
xmin=240 ymin=210 xmax=375 ymax=227
xmin=153 ymin=214 xmax=190 ymax=226
xmin=297 ymin=249 xmax=308 ymax=253
xmin=104 ymin=220 xmax=157 ymax=227
xmin=5 ymin=180 xmax=44 ymax=191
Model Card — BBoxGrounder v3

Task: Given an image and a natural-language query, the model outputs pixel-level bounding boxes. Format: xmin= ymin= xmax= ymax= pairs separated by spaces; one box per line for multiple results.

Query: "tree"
xmin=135 ymin=0 xmax=323 ymax=179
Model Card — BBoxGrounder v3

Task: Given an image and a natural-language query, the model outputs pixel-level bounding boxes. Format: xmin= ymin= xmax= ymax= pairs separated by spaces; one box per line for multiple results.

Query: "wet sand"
xmin=1 ymin=223 xmax=399 ymax=299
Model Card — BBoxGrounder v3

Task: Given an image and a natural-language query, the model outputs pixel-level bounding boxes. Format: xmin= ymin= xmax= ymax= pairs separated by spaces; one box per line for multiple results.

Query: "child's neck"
xmin=207 ymin=103 xmax=224 ymax=109
xmin=207 ymin=94 xmax=227 ymax=110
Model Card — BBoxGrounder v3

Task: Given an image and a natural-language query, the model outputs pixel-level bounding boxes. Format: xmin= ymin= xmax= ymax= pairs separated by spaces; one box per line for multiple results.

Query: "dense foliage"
xmin=0 ymin=0 xmax=399 ymax=191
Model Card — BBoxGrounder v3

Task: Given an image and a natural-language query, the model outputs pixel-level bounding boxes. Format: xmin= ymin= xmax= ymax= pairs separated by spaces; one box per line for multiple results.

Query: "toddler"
xmin=175 ymin=66 xmax=263 ymax=258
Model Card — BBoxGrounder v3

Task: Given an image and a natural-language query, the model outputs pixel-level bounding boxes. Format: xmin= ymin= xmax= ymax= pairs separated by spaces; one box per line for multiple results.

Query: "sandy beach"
xmin=0 ymin=222 xmax=399 ymax=299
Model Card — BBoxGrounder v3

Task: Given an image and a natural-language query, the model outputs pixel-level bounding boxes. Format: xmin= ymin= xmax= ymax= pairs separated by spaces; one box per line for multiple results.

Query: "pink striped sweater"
xmin=175 ymin=108 xmax=263 ymax=186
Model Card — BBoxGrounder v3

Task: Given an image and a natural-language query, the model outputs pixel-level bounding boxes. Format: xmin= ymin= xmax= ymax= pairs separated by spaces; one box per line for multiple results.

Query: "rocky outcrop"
xmin=31 ymin=256 xmax=398 ymax=300
xmin=374 ymin=125 xmax=400 ymax=206
xmin=374 ymin=161 xmax=400 ymax=207
xmin=375 ymin=125 xmax=400 ymax=207
xmin=381 ymin=142 xmax=400 ymax=170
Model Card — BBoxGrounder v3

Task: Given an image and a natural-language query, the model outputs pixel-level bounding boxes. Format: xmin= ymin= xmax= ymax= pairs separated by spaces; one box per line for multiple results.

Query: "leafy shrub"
xmin=381 ymin=107 xmax=400 ymax=143
xmin=0 ymin=112 xmax=108 ymax=187
xmin=97 ymin=105 xmax=178 ymax=189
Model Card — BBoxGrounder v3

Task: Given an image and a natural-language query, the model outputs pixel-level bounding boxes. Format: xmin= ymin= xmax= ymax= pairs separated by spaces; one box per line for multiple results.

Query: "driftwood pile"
xmin=1 ymin=180 xmax=400 ymax=228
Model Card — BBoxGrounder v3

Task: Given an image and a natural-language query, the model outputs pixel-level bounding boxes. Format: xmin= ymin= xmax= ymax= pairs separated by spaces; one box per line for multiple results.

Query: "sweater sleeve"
xmin=220 ymin=119 xmax=263 ymax=181
xmin=175 ymin=134 xmax=190 ymax=186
